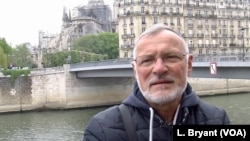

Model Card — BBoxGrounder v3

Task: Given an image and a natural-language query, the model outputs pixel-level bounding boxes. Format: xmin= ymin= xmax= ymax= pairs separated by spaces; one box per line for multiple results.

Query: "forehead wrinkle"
xmin=136 ymin=31 xmax=184 ymax=55
xmin=134 ymin=29 xmax=188 ymax=59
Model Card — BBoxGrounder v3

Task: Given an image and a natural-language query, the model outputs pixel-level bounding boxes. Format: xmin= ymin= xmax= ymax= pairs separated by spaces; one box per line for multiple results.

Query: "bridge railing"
xmin=70 ymin=53 xmax=250 ymax=69
xmin=70 ymin=58 xmax=133 ymax=68
xmin=31 ymin=66 xmax=64 ymax=74
xmin=192 ymin=53 xmax=250 ymax=62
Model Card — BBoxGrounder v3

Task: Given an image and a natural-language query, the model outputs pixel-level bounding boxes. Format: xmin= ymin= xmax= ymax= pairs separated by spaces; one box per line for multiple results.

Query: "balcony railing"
xmin=197 ymin=34 xmax=204 ymax=38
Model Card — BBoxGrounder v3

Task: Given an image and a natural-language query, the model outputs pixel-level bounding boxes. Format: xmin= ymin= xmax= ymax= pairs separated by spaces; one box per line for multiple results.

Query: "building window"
xmin=212 ymin=20 xmax=216 ymax=26
xmin=176 ymin=8 xmax=179 ymax=14
xmin=163 ymin=7 xmax=166 ymax=13
xmin=229 ymin=11 xmax=233 ymax=17
xmin=205 ymin=29 xmax=209 ymax=36
xmin=175 ymin=0 xmax=179 ymax=5
xmin=169 ymin=7 xmax=173 ymax=14
xmin=130 ymin=7 xmax=133 ymax=14
xmin=230 ymin=20 xmax=233 ymax=26
xmin=170 ymin=18 xmax=174 ymax=25
xmin=177 ymin=18 xmax=180 ymax=25
xmin=198 ymin=40 xmax=203 ymax=47
xmin=177 ymin=28 xmax=181 ymax=34
xmin=230 ymin=38 xmax=234 ymax=43
xmin=206 ymin=39 xmax=209 ymax=45
xmin=142 ymin=27 xmax=146 ymax=32
xmin=223 ymin=39 xmax=227 ymax=46
xmin=130 ymin=28 xmax=133 ymax=34
xmin=211 ymin=11 xmax=214 ymax=16
xmin=205 ymin=10 xmax=208 ymax=16
xmin=196 ymin=1 xmax=199 ymax=6
xmin=131 ymin=38 xmax=134 ymax=44
xmin=230 ymin=29 xmax=234 ymax=35
xmin=238 ymin=20 xmax=241 ymax=27
xmin=123 ymin=29 xmax=127 ymax=35
xmin=141 ymin=6 xmax=145 ymax=13
xmin=213 ymin=49 xmax=217 ymax=55
xmin=188 ymin=19 xmax=193 ymax=26
xmin=153 ymin=6 xmax=157 ymax=14
xmin=198 ymin=29 xmax=202 ymax=35
xmin=197 ymin=10 xmax=201 ymax=16
xmin=168 ymin=0 xmax=172 ymax=4
xmin=206 ymin=49 xmax=210 ymax=55
xmin=142 ymin=17 xmax=145 ymax=24
xmin=124 ymin=52 xmax=128 ymax=58
xmin=163 ymin=17 xmax=167 ymax=24
xmin=154 ymin=17 xmax=158 ymax=24
xmin=188 ymin=29 xmax=193 ymax=37
xmin=188 ymin=9 xmax=192 ymax=16
xmin=198 ymin=20 xmax=202 ymax=26
xmin=199 ymin=49 xmax=202 ymax=54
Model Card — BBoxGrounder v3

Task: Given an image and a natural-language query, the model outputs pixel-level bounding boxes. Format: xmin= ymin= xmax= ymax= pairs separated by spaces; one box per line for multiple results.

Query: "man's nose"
xmin=152 ymin=58 xmax=168 ymax=74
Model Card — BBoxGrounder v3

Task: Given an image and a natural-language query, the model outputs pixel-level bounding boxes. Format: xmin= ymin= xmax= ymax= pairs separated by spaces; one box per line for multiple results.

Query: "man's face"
xmin=132 ymin=30 xmax=193 ymax=105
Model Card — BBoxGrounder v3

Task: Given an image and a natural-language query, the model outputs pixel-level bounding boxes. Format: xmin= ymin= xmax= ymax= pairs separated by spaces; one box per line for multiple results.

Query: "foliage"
xmin=0 ymin=48 xmax=8 ymax=68
xmin=1 ymin=69 xmax=30 ymax=86
xmin=72 ymin=32 xmax=119 ymax=59
xmin=43 ymin=50 xmax=108 ymax=67
xmin=0 ymin=38 xmax=12 ymax=69
xmin=0 ymin=38 xmax=12 ymax=54
xmin=11 ymin=44 xmax=33 ymax=68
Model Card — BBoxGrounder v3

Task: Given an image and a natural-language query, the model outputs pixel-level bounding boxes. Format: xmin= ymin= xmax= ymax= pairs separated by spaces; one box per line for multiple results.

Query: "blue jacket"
xmin=83 ymin=82 xmax=230 ymax=141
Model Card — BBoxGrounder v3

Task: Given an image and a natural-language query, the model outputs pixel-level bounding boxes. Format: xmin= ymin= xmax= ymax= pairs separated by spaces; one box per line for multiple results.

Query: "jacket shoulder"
xmin=91 ymin=105 xmax=122 ymax=128
xmin=83 ymin=105 xmax=127 ymax=141
xmin=195 ymin=100 xmax=230 ymax=124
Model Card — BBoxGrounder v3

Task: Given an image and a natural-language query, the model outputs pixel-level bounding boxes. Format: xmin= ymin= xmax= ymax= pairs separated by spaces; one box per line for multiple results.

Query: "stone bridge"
xmin=0 ymin=60 xmax=250 ymax=113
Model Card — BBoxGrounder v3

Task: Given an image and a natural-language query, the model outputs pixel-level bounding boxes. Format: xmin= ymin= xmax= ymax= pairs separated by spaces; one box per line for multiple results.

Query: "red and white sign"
xmin=210 ymin=62 xmax=217 ymax=75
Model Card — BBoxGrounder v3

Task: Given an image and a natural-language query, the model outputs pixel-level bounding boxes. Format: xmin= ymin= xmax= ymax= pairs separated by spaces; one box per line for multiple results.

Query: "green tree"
xmin=72 ymin=32 xmax=119 ymax=59
xmin=0 ymin=38 xmax=12 ymax=54
xmin=12 ymin=44 xmax=33 ymax=68
xmin=45 ymin=50 xmax=108 ymax=67
xmin=0 ymin=38 xmax=12 ymax=68
xmin=0 ymin=47 xmax=8 ymax=68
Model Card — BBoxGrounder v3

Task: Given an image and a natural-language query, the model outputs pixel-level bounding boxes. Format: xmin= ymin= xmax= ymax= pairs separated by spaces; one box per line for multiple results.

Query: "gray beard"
xmin=137 ymin=77 xmax=187 ymax=105
xmin=142 ymin=84 xmax=186 ymax=105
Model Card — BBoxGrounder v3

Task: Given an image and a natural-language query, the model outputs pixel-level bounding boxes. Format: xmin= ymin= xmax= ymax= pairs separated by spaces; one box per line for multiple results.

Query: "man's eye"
xmin=164 ymin=54 xmax=182 ymax=62
xmin=141 ymin=58 xmax=154 ymax=63
xmin=167 ymin=55 xmax=178 ymax=58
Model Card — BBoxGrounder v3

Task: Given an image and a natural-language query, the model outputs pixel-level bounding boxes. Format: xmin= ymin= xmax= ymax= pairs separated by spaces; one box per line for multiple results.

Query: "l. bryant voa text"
xmin=177 ymin=128 xmax=246 ymax=139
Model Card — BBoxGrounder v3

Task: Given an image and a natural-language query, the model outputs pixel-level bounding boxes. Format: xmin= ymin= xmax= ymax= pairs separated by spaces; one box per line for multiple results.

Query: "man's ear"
xmin=131 ymin=61 xmax=138 ymax=79
xmin=187 ymin=55 xmax=193 ymax=76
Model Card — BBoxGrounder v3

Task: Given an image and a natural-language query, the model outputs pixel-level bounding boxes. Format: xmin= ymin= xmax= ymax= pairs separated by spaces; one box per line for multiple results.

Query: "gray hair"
xmin=133 ymin=24 xmax=189 ymax=59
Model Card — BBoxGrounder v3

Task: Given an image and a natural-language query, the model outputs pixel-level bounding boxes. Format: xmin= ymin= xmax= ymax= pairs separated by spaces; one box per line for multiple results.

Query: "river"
xmin=0 ymin=92 xmax=249 ymax=141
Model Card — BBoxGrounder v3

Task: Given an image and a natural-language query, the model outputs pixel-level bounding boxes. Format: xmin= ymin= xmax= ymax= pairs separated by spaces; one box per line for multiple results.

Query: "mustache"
xmin=148 ymin=75 xmax=175 ymax=86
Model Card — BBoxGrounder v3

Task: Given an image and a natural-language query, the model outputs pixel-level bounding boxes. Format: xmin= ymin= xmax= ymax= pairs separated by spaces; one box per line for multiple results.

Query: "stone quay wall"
xmin=0 ymin=64 xmax=249 ymax=113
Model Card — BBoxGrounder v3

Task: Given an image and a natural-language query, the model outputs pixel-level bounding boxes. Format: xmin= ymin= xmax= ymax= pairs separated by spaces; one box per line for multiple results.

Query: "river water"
xmin=0 ymin=92 xmax=249 ymax=141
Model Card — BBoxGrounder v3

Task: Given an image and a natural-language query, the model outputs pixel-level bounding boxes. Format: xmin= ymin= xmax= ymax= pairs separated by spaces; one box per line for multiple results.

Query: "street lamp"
xmin=239 ymin=27 xmax=248 ymax=62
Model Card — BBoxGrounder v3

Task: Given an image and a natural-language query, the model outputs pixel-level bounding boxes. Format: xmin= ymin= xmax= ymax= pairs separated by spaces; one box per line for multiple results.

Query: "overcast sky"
xmin=0 ymin=0 xmax=113 ymax=47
